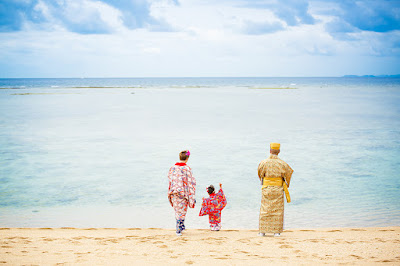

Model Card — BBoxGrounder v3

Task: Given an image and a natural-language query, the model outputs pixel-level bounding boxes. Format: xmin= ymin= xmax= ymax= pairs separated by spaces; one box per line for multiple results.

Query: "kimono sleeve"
xmin=199 ymin=198 xmax=211 ymax=216
xmin=215 ymin=189 xmax=227 ymax=211
xmin=283 ymin=163 xmax=294 ymax=187
xmin=186 ymin=167 xmax=196 ymax=208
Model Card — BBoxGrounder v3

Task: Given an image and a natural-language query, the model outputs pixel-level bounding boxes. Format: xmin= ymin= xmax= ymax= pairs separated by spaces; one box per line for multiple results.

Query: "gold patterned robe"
xmin=258 ymin=154 xmax=293 ymax=234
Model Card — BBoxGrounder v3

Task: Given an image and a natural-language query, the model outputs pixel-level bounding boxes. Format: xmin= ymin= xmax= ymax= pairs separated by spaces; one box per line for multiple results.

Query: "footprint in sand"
xmin=279 ymin=245 xmax=293 ymax=249
xmin=350 ymin=229 xmax=366 ymax=231
xmin=327 ymin=230 xmax=342 ymax=232
xmin=350 ymin=254 xmax=363 ymax=259
xmin=185 ymin=260 xmax=194 ymax=264
xmin=158 ymin=245 xmax=168 ymax=248
xmin=300 ymin=230 xmax=315 ymax=232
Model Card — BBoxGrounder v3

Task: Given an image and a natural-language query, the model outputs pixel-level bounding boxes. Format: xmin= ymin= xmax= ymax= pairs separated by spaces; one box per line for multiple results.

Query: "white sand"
xmin=1 ymin=227 xmax=399 ymax=265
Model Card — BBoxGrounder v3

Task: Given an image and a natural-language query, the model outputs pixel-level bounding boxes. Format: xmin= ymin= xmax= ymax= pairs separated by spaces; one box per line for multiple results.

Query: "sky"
xmin=0 ymin=0 xmax=399 ymax=78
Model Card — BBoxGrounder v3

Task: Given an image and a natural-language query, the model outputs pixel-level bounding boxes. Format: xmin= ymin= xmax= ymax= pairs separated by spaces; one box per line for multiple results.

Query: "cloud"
xmin=272 ymin=0 xmax=315 ymax=26
xmin=239 ymin=20 xmax=284 ymax=35
xmin=0 ymin=0 xmax=44 ymax=32
xmin=335 ymin=1 xmax=400 ymax=33
xmin=316 ymin=0 xmax=400 ymax=35
xmin=0 ymin=0 xmax=177 ymax=34
xmin=0 ymin=0 xmax=399 ymax=78
xmin=235 ymin=0 xmax=400 ymax=33
xmin=235 ymin=0 xmax=315 ymax=26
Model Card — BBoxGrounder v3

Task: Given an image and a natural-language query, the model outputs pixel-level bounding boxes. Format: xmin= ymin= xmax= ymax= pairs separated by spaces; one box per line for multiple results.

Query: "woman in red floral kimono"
xmin=168 ymin=150 xmax=196 ymax=236
xmin=199 ymin=183 xmax=227 ymax=231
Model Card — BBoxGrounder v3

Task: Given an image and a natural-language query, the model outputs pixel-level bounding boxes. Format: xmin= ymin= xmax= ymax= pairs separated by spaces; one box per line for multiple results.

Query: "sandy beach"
xmin=1 ymin=227 xmax=399 ymax=265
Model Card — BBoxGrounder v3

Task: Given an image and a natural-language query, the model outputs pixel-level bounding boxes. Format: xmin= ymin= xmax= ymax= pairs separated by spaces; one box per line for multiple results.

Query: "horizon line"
xmin=1 ymin=75 xmax=399 ymax=79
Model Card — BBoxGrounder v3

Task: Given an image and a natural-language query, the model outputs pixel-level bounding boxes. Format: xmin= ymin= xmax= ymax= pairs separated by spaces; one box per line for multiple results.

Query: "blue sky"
xmin=0 ymin=0 xmax=399 ymax=77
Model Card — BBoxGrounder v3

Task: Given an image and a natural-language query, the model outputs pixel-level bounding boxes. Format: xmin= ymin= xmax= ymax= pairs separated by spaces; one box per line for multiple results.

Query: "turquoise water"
xmin=0 ymin=77 xmax=399 ymax=229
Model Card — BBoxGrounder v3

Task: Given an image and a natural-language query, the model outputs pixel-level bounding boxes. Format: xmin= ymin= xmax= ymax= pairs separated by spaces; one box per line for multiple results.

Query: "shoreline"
xmin=1 ymin=226 xmax=399 ymax=265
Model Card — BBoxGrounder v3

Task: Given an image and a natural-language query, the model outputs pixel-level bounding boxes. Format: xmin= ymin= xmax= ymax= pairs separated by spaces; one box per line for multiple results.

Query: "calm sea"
xmin=0 ymin=77 xmax=399 ymax=229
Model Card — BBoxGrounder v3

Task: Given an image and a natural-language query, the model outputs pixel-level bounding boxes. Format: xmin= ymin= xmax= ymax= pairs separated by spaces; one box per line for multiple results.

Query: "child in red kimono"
xmin=199 ymin=183 xmax=227 ymax=231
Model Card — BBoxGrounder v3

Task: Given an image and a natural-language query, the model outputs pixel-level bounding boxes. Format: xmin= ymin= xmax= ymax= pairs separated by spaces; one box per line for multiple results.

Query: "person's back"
xmin=168 ymin=162 xmax=194 ymax=200
xmin=168 ymin=150 xmax=196 ymax=236
xmin=199 ymin=183 xmax=227 ymax=231
xmin=258 ymin=143 xmax=293 ymax=237
xmin=258 ymin=154 xmax=292 ymax=186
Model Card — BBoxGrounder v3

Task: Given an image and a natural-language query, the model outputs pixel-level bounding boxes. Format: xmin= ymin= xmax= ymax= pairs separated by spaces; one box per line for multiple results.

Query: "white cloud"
xmin=0 ymin=0 xmax=399 ymax=77
xmin=142 ymin=47 xmax=161 ymax=54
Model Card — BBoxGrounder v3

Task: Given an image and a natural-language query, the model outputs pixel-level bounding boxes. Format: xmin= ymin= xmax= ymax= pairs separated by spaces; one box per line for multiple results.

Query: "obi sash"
xmin=262 ymin=177 xmax=291 ymax=203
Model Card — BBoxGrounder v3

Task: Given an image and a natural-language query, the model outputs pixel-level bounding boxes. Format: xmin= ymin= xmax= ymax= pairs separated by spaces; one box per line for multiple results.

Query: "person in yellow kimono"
xmin=257 ymin=143 xmax=293 ymax=237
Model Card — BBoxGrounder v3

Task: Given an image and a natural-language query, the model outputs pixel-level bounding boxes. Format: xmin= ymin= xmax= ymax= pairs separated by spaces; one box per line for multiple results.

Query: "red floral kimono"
xmin=168 ymin=162 xmax=196 ymax=234
xmin=199 ymin=188 xmax=227 ymax=231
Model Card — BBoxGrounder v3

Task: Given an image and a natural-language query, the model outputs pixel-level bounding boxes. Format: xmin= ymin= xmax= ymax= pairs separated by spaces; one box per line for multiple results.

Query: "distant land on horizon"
xmin=343 ymin=74 xmax=400 ymax=78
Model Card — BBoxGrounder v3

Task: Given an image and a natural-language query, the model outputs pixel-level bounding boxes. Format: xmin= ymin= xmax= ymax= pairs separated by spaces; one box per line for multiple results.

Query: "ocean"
xmin=0 ymin=77 xmax=399 ymax=229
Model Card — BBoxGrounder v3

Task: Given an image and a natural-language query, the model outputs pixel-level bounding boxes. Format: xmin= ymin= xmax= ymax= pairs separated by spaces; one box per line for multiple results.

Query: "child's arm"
xmin=216 ymin=183 xmax=227 ymax=210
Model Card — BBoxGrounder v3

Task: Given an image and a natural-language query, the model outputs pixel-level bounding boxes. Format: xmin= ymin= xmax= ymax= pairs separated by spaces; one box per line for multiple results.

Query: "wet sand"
xmin=1 ymin=227 xmax=399 ymax=265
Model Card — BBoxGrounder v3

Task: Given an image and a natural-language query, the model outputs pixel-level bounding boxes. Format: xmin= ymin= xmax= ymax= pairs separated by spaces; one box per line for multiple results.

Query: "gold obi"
xmin=262 ymin=177 xmax=291 ymax=203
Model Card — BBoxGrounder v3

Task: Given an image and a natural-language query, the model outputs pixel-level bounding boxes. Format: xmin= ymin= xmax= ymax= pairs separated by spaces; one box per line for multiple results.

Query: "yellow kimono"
xmin=258 ymin=154 xmax=293 ymax=234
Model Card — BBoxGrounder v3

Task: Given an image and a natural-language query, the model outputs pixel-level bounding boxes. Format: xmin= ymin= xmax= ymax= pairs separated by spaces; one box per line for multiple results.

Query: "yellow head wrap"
xmin=270 ymin=142 xmax=280 ymax=150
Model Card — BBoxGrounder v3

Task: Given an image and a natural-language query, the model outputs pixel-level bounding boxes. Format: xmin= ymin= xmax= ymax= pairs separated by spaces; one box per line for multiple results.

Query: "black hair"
xmin=207 ymin=185 xmax=215 ymax=195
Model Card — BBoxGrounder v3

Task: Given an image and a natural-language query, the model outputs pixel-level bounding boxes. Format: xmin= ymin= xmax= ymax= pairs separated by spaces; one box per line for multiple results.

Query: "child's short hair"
xmin=207 ymin=185 xmax=215 ymax=194
xmin=179 ymin=150 xmax=190 ymax=160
